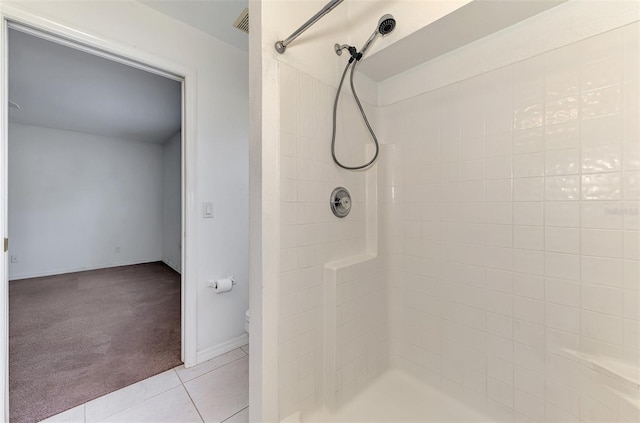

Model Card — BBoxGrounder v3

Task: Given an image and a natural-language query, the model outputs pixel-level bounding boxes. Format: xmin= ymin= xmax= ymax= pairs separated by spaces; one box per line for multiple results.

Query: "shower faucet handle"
xmin=330 ymin=187 xmax=352 ymax=218
xmin=338 ymin=196 xmax=351 ymax=210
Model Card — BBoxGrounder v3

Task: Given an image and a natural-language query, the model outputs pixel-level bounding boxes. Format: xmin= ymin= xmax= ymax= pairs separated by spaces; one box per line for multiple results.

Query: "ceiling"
xmin=141 ymin=0 xmax=249 ymax=52
xmin=8 ymin=28 xmax=182 ymax=144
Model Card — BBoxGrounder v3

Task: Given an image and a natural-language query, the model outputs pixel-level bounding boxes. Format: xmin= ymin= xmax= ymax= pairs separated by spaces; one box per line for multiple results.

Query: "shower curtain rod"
xmin=275 ymin=0 xmax=344 ymax=54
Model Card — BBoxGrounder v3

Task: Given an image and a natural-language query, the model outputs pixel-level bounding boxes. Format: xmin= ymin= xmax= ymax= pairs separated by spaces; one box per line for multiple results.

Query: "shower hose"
xmin=331 ymin=59 xmax=380 ymax=170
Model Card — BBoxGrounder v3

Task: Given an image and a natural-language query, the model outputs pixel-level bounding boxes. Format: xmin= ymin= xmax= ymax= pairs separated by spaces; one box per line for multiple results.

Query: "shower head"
xmin=377 ymin=14 xmax=396 ymax=35
xmin=359 ymin=14 xmax=396 ymax=57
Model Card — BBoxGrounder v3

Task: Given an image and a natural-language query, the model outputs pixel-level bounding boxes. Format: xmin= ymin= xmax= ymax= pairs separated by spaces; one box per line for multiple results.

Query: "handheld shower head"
xmin=331 ymin=15 xmax=395 ymax=170
xmin=377 ymin=14 xmax=396 ymax=35
xmin=360 ymin=14 xmax=396 ymax=56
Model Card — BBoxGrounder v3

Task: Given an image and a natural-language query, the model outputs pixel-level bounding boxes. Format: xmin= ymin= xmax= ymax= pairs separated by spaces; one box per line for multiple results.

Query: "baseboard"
xmin=162 ymin=259 xmax=181 ymax=274
xmin=195 ymin=333 xmax=249 ymax=366
xmin=9 ymin=259 xmax=163 ymax=281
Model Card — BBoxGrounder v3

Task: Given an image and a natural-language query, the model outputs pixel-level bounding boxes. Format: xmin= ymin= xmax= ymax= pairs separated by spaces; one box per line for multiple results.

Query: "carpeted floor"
xmin=9 ymin=262 xmax=182 ymax=423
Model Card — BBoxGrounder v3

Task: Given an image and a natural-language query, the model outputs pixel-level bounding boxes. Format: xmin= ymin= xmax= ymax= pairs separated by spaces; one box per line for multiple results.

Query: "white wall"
xmin=258 ymin=0 xmax=640 ymax=422
xmin=263 ymin=0 xmax=349 ymax=86
xmin=162 ymin=130 xmax=181 ymax=273
xmin=377 ymin=0 xmax=640 ymax=106
xmin=1 ymin=0 xmax=249 ymax=365
xmin=8 ymin=123 xmax=164 ymax=279
xmin=255 ymin=1 xmax=469 ymax=418
xmin=261 ymin=0 xmax=393 ymax=418
xmin=379 ymin=11 xmax=639 ymax=423
xmin=277 ymin=62 xmax=376 ymax=419
xmin=258 ymin=0 xmax=456 ymax=419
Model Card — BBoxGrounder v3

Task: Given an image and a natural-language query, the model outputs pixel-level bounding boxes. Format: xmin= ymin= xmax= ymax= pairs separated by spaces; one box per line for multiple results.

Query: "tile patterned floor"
xmin=39 ymin=345 xmax=250 ymax=423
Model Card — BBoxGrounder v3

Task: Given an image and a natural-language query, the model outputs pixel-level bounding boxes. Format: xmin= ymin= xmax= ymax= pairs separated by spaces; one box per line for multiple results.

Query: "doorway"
xmin=3 ymin=21 xmax=195 ymax=423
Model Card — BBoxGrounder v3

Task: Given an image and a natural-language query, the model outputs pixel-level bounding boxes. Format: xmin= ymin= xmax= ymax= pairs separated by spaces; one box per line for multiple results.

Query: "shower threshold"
xmin=300 ymin=370 xmax=496 ymax=422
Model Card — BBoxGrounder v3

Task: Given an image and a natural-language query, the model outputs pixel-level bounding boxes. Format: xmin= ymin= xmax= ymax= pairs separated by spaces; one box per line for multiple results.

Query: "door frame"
xmin=0 ymin=5 xmax=199 ymax=421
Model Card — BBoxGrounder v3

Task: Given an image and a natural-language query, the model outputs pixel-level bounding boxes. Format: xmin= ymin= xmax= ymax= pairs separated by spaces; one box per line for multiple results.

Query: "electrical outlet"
xmin=10 ymin=255 xmax=18 ymax=263
xmin=115 ymin=247 xmax=121 ymax=253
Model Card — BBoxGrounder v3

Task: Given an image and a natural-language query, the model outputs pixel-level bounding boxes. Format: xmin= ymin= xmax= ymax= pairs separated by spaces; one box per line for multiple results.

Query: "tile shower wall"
xmin=380 ymin=22 xmax=639 ymax=423
xmin=277 ymin=63 xmax=371 ymax=418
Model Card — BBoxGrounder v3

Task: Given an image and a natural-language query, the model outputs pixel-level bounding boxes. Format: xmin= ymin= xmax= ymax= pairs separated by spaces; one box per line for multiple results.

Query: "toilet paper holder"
xmin=208 ymin=276 xmax=236 ymax=289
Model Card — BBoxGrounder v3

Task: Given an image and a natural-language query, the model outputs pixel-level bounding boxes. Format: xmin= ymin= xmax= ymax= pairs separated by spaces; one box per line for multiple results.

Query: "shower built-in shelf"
xmin=358 ymin=0 xmax=567 ymax=82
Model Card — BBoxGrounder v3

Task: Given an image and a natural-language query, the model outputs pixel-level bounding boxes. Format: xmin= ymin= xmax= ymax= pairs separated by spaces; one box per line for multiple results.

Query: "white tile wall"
xmin=274 ymin=14 xmax=639 ymax=422
xmin=380 ymin=22 xmax=640 ymax=423
xmin=277 ymin=63 xmax=371 ymax=418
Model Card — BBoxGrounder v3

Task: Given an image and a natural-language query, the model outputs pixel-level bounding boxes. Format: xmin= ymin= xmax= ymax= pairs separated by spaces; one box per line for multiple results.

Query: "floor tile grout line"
xmin=47 ymin=349 xmax=250 ymax=423
xmin=221 ymin=406 xmax=249 ymax=423
xmin=176 ymin=348 xmax=248 ymax=383
xmin=181 ymin=382 xmax=207 ymax=423
xmin=240 ymin=344 xmax=250 ymax=355
xmin=179 ymin=352 xmax=249 ymax=423
xmin=180 ymin=353 xmax=248 ymax=385
xmin=90 ymin=371 xmax=183 ymax=423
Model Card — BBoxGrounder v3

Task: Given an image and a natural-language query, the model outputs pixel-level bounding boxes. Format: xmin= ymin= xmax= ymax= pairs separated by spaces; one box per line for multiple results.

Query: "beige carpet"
xmin=9 ymin=262 xmax=182 ymax=423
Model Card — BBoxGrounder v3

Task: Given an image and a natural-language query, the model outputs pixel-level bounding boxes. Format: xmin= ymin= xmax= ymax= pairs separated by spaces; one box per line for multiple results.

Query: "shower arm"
xmin=275 ymin=0 xmax=344 ymax=54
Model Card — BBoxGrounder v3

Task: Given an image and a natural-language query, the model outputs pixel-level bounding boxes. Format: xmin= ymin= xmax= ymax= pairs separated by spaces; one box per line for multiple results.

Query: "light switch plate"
xmin=202 ymin=202 xmax=214 ymax=218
